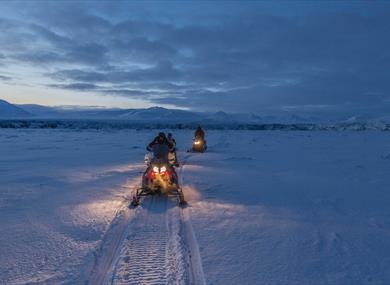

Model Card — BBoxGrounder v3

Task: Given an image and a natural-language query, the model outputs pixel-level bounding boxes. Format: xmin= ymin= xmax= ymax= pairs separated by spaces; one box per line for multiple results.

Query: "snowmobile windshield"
xmin=151 ymin=144 xmax=169 ymax=162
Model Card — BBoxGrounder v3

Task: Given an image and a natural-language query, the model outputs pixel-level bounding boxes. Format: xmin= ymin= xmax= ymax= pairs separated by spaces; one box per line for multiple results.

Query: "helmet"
xmin=157 ymin=132 xmax=165 ymax=143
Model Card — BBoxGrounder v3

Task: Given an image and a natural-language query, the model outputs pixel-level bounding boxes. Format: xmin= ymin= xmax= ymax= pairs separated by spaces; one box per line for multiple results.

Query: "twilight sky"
xmin=0 ymin=1 xmax=389 ymax=115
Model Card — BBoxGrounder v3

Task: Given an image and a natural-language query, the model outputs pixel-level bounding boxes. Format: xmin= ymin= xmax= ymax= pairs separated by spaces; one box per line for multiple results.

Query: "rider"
xmin=194 ymin=125 xmax=205 ymax=140
xmin=147 ymin=132 xmax=174 ymax=162
xmin=167 ymin=133 xmax=176 ymax=147
xmin=167 ymin=132 xmax=179 ymax=167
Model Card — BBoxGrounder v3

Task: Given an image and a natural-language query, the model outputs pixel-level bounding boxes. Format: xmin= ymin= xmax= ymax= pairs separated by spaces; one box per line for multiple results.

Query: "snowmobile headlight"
xmin=160 ymin=166 xmax=167 ymax=173
xmin=153 ymin=166 xmax=159 ymax=173
xmin=194 ymin=140 xmax=200 ymax=145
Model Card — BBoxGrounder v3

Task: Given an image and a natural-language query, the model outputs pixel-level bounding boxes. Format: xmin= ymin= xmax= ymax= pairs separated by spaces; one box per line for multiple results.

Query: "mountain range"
xmin=0 ymin=99 xmax=32 ymax=118
xmin=1 ymin=99 xmax=389 ymax=124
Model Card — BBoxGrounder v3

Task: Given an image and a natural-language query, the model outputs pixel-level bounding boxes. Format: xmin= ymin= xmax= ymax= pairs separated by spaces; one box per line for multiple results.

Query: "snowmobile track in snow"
xmin=85 ymin=198 xmax=136 ymax=285
xmin=86 ymin=153 xmax=205 ymax=285
xmin=112 ymin=196 xmax=187 ymax=284
xmin=178 ymin=153 xmax=206 ymax=285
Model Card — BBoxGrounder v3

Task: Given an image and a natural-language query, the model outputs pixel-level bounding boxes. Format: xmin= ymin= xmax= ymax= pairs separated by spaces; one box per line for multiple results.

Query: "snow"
xmin=1 ymin=129 xmax=390 ymax=284
xmin=186 ymin=131 xmax=390 ymax=284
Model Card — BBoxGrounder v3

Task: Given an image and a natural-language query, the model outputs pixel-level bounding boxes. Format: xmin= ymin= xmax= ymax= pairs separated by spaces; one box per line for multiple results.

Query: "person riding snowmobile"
xmin=192 ymin=126 xmax=207 ymax=152
xmin=167 ymin=132 xmax=176 ymax=147
xmin=194 ymin=125 xmax=205 ymax=140
xmin=131 ymin=132 xmax=185 ymax=206
xmin=167 ymin=132 xmax=179 ymax=167
xmin=147 ymin=132 xmax=174 ymax=162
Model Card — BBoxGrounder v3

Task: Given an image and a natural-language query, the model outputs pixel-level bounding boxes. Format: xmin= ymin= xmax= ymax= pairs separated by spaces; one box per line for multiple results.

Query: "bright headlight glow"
xmin=153 ymin=166 xmax=159 ymax=173
xmin=194 ymin=141 xmax=200 ymax=145
xmin=160 ymin=166 xmax=167 ymax=173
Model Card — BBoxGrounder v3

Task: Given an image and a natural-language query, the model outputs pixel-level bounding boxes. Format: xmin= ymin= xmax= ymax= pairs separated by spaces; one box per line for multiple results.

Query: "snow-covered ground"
xmin=1 ymin=129 xmax=390 ymax=284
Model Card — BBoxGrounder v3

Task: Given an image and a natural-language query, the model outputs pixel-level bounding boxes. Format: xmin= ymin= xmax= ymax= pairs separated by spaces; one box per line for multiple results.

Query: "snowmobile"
xmin=131 ymin=148 xmax=185 ymax=207
xmin=191 ymin=137 xmax=207 ymax=153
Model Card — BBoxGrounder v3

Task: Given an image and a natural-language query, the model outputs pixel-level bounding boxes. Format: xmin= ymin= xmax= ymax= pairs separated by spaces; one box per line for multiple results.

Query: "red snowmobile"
xmin=131 ymin=146 xmax=185 ymax=207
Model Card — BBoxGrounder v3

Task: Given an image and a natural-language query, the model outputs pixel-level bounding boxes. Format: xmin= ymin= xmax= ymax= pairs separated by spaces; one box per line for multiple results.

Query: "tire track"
xmin=112 ymin=197 xmax=187 ymax=285
xmin=86 ymin=151 xmax=205 ymax=285
xmin=86 ymin=201 xmax=136 ymax=285
xmin=178 ymin=153 xmax=206 ymax=285
xmin=180 ymin=208 xmax=206 ymax=285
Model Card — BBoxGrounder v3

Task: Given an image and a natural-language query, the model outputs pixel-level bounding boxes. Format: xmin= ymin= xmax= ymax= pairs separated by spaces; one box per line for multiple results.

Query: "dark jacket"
xmin=147 ymin=136 xmax=174 ymax=152
xmin=167 ymin=137 xmax=176 ymax=148
xmin=195 ymin=127 xmax=205 ymax=140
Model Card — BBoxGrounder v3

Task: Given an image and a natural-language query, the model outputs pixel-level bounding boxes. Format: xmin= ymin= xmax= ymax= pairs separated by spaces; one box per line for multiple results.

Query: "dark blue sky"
xmin=0 ymin=1 xmax=389 ymax=116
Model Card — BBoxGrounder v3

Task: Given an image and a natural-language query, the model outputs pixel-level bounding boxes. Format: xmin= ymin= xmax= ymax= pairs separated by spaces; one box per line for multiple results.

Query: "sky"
xmin=0 ymin=1 xmax=389 ymax=116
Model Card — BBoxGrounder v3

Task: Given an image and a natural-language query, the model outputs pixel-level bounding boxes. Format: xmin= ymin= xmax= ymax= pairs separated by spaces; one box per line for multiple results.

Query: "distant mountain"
xmin=118 ymin=107 xmax=203 ymax=122
xmin=18 ymin=105 xmax=204 ymax=121
xmin=19 ymin=104 xmax=128 ymax=119
xmin=18 ymin=104 xmax=63 ymax=117
xmin=4 ymin=100 xmax=325 ymax=123
xmin=7 ymin=101 xmax=390 ymax=124
xmin=203 ymin=112 xmax=322 ymax=124
xmin=0 ymin=99 xmax=32 ymax=118
xmin=6 ymin=103 xmax=338 ymax=123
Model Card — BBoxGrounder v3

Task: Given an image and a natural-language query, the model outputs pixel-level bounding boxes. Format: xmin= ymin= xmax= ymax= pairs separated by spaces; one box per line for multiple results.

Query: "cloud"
xmin=0 ymin=2 xmax=390 ymax=114
xmin=66 ymin=43 xmax=108 ymax=65
xmin=0 ymin=53 xmax=5 ymax=66
xmin=0 ymin=75 xmax=12 ymax=81
xmin=49 ymin=60 xmax=181 ymax=83
xmin=14 ymin=51 xmax=65 ymax=64
xmin=48 ymin=82 xmax=98 ymax=91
